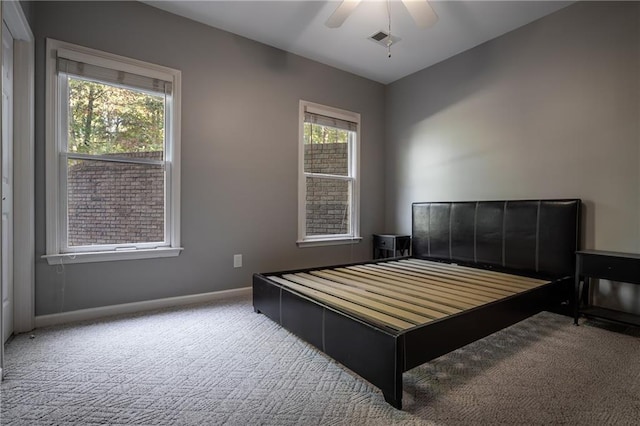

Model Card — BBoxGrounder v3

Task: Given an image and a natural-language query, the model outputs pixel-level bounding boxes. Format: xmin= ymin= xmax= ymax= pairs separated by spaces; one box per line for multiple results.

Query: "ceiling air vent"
xmin=369 ymin=30 xmax=401 ymax=48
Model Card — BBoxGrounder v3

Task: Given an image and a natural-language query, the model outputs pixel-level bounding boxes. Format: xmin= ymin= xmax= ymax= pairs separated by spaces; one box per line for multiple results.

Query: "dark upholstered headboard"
xmin=412 ymin=199 xmax=581 ymax=279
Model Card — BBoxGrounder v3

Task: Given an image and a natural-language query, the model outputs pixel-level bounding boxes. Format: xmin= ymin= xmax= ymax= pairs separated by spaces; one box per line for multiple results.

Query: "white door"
xmin=2 ymin=21 xmax=13 ymax=344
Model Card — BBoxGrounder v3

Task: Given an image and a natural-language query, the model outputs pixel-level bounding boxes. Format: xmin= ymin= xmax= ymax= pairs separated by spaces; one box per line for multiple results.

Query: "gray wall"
xmin=33 ymin=1 xmax=386 ymax=315
xmin=385 ymin=1 xmax=640 ymax=313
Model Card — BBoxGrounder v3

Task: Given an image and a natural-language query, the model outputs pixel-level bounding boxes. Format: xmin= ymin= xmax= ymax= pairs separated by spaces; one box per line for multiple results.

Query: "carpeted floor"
xmin=1 ymin=294 xmax=639 ymax=425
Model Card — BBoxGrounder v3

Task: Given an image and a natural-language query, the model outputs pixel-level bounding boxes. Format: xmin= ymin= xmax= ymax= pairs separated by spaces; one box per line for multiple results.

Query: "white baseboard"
xmin=34 ymin=287 xmax=252 ymax=328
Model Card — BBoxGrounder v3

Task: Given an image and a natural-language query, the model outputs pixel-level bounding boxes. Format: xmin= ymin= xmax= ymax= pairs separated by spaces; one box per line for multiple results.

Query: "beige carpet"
xmin=1 ymin=295 xmax=639 ymax=425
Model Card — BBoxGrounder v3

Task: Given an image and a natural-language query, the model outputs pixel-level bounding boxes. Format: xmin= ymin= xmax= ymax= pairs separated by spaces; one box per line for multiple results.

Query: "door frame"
xmin=3 ymin=1 xmax=35 ymax=335
xmin=0 ymin=0 xmax=3 ymax=380
xmin=2 ymin=18 xmax=15 ymax=346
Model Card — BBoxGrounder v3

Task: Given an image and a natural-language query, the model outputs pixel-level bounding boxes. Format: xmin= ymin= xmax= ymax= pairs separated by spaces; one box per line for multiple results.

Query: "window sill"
xmin=297 ymin=237 xmax=362 ymax=248
xmin=43 ymin=247 xmax=183 ymax=265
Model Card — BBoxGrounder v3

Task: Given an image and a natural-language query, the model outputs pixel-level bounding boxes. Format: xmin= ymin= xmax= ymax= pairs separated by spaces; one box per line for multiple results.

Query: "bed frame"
xmin=253 ymin=199 xmax=581 ymax=409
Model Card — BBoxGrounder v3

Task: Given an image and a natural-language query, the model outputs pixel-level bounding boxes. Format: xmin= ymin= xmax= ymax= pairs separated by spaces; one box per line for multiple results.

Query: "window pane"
xmin=67 ymin=77 xmax=164 ymax=157
xmin=67 ymin=159 xmax=165 ymax=246
xmin=306 ymin=177 xmax=351 ymax=236
xmin=303 ymin=122 xmax=350 ymax=176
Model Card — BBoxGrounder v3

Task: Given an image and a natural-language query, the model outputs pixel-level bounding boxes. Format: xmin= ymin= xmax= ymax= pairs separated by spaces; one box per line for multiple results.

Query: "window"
xmin=298 ymin=100 xmax=360 ymax=246
xmin=44 ymin=39 xmax=182 ymax=264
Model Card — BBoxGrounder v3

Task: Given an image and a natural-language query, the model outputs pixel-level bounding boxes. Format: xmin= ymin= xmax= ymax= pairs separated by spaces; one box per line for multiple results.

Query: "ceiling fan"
xmin=325 ymin=0 xmax=439 ymax=29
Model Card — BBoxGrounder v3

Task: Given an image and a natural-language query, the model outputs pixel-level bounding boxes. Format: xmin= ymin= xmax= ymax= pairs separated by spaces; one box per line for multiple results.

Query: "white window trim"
xmin=297 ymin=100 xmax=361 ymax=248
xmin=44 ymin=39 xmax=182 ymax=264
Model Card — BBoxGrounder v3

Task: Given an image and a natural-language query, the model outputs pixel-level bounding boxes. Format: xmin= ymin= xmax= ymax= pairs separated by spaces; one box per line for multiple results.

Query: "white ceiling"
xmin=144 ymin=1 xmax=572 ymax=84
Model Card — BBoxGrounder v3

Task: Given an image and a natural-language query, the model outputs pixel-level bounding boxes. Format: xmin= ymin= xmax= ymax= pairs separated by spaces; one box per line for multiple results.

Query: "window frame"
xmin=44 ymin=39 xmax=182 ymax=264
xmin=297 ymin=100 xmax=361 ymax=247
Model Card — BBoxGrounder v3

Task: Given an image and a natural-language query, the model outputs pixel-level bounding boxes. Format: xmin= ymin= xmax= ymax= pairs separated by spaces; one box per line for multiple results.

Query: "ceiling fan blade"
xmin=325 ymin=0 xmax=362 ymax=28
xmin=402 ymin=0 xmax=439 ymax=29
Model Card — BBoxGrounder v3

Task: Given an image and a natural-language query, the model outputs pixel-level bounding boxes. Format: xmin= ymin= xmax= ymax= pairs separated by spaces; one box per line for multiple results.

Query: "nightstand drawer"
xmin=580 ymin=253 xmax=640 ymax=284
xmin=374 ymin=235 xmax=397 ymax=250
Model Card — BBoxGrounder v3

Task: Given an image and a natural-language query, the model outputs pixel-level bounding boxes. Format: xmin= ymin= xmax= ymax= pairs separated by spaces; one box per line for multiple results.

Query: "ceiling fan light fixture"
xmin=402 ymin=0 xmax=439 ymax=29
xmin=325 ymin=0 xmax=362 ymax=28
xmin=325 ymin=0 xmax=438 ymax=29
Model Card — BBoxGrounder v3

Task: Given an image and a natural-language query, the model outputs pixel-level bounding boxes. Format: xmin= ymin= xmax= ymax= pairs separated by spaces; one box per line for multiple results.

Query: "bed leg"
xmin=254 ymin=307 xmax=261 ymax=314
xmin=383 ymin=392 xmax=402 ymax=410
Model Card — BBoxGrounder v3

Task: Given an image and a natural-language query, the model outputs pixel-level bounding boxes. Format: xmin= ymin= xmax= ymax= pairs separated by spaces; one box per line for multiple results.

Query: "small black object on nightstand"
xmin=373 ymin=234 xmax=411 ymax=259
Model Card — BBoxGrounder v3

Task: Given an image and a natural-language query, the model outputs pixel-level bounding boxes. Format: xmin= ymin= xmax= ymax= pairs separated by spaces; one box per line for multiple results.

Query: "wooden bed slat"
xmin=291 ymin=273 xmax=447 ymax=320
xmin=397 ymin=259 xmax=537 ymax=287
xmin=371 ymin=263 xmax=534 ymax=294
xmin=348 ymin=264 xmax=507 ymax=300
xmin=382 ymin=262 xmax=539 ymax=291
xmin=311 ymin=270 xmax=461 ymax=314
xmin=405 ymin=258 xmax=548 ymax=283
xmin=321 ymin=269 xmax=477 ymax=310
xmin=402 ymin=258 xmax=546 ymax=285
xmin=358 ymin=264 xmax=516 ymax=297
xmin=397 ymin=261 xmax=546 ymax=289
xmin=310 ymin=270 xmax=460 ymax=315
xmin=342 ymin=266 xmax=496 ymax=305
xmin=281 ymin=274 xmax=432 ymax=324
xmin=269 ymin=276 xmax=414 ymax=331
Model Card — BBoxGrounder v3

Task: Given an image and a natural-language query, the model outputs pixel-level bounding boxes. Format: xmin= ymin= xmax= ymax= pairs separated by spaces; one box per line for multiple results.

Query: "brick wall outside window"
xmin=304 ymin=143 xmax=350 ymax=235
xmin=67 ymin=152 xmax=164 ymax=246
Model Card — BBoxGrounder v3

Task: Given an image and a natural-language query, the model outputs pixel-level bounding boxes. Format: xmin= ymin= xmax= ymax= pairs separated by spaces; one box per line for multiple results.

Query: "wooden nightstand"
xmin=373 ymin=234 xmax=411 ymax=259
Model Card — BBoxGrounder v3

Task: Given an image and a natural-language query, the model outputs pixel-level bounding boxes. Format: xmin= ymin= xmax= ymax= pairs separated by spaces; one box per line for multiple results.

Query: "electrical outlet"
xmin=233 ymin=254 xmax=242 ymax=268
